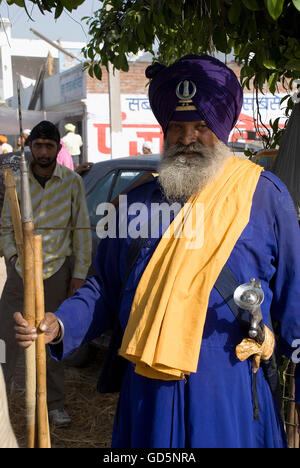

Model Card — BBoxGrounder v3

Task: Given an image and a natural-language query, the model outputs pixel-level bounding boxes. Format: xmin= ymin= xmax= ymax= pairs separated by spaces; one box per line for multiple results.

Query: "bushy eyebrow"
xmin=32 ymin=141 xmax=56 ymax=146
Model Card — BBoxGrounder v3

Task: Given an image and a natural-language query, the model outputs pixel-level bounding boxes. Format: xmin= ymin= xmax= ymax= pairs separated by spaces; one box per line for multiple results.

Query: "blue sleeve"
xmin=50 ymin=234 xmax=122 ymax=360
xmin=268 ymin=178 xmax=300 ymax=403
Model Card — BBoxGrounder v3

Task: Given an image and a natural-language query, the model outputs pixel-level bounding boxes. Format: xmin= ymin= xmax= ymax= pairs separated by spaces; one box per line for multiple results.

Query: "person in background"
xmin=57 ymin=139 xmax=74 ymax=171
xmin=62 ymin=123 xmax=83 ymax=169
xmin=14 ymin=129 xmax=31 ymax=151
xmin=1 ymin=120 xmax=91 ymax=428
xmin=0 ymin=135 xmax=13 ymax=154
xmin=23 ymin=129 xmax=31 ymax=144
xmin=142 ymin=141 xmax=153 ymax=155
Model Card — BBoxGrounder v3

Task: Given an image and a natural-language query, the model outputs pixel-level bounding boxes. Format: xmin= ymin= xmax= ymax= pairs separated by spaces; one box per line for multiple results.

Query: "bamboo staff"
xmin=287 ymin=363 xmax=299 ymax=448
xmin=34 ymin=235 xmax=51 ymax=448
xmin=3 ymin=169 xmax=24 ymax=275
xmin=17 ymin=81 xmax=36 ymax=448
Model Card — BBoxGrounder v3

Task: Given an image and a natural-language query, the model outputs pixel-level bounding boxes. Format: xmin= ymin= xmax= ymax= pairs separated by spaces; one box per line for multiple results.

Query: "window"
xmin=87 ymin=171 xmax=116 ymax=226
xmin=110 ymin=170 xmax=156 ymax=203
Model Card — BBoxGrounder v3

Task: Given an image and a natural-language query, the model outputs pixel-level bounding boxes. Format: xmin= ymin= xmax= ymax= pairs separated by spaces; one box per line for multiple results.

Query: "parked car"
xmin=227 ymin=141 xmax=262 ymax=157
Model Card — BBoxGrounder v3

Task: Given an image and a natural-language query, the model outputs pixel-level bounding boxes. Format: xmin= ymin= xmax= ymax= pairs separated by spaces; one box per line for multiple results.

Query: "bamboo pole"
xmin=295 ymin=406 xmax=299 ymax=448
xmin=3 ymin=168 xmax=24 ymax=276
xmin=34 ymin=235 xmax=51 ymax=448
xmin=23 ymin=222 xmax=36 ymax=448
xmin=17 ymin=80 xmax=37 ymax=448
xmin=2 ymin=167 xmax=36 ymax=446
xmin=285 ymin=362 xmax=298 ymax=449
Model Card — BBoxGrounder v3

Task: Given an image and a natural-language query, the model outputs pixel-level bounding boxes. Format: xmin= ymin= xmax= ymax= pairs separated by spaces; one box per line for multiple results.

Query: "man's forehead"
xmin=31 ymin=138 xmax=58 ymax=144
xmin=169 ymin=120 xmax=207 ymax=125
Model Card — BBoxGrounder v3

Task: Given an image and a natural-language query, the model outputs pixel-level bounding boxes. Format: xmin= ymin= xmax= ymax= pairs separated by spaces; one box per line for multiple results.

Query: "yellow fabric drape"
xmin=119 ymin=156 xmax=263 ymax=380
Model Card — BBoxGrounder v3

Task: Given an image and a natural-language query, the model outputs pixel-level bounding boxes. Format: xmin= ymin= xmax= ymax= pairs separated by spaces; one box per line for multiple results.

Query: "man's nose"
xmin=181 ymin=126 xmax=197 ymax=146
xmin=39 ymin=145 xmax=48 ymax=156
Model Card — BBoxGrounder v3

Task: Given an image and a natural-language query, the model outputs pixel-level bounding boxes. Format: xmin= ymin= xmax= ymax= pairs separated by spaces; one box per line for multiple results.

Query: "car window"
xmin=86 ymin=171 xmax=116 ymax=227
xmin=110 ymin=170 xmax=156 ymax=203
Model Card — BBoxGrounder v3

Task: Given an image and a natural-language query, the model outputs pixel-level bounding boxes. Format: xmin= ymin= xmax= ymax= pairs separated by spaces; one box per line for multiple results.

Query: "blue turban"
xmin=146 ymin=54 xmax=243 ymax=144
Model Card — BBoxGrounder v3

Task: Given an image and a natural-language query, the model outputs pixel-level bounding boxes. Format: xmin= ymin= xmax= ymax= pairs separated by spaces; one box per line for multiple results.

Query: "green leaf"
xmin=263 ymin=59 xmax=277 ymax=69
xmin=228 ymin=0 xmax=241 ymax=24
xmin=93 ymin=63 xmax=102 ymax=80
xmin=62 ymin=0 xmax=76 ymax=12
xmin=137 ymin=23 xmax=146 ymax=43
xmin=280 ymin=95 xmax=290 ymax=104
xmin=270 ymin=117 xmax=280 ymax=132
xmin=292 ymin=0 xmax=300 ymax=11
xmin=7 ymin=0 xmax=24 ymax=6
xmin=213 ymin=27 xmax=227 ymax=53
xmin=268 ymin=72 xmax=278 ymax=93
xmin=242 ymin=0 xmax=262 ymax=11
xmin=266 ymin=0 xmax=285 ymax=20
xmin=87 ymin=47 xmax=94 ymax=60
xmin=244 ymin=148 xmax=255 ymax=159
xmin=286 ymin=59 xmax=300 ymax=71
xmin=54 ymin=2 xmax=63 ymax=19
xmin=168 ymin=2 xmax=182 ymax=15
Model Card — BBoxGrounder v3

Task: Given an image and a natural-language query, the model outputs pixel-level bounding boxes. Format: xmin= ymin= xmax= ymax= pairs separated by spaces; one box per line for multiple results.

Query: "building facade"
xmin=2 ymin=18 xmax=294 ymax=162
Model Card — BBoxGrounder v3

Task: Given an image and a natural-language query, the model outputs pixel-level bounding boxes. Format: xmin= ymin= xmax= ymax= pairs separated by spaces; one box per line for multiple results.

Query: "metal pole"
xmin=30 ymin=28 xmax=82 ymax=62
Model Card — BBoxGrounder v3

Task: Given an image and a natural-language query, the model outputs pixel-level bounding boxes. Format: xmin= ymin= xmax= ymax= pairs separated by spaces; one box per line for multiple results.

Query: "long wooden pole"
xmin=34 ymin=235 xmax=51 ymax=448
xmin=17 ymin=81 xmax=37 ymax=448
xmin=3 ymin=169 xmax=24 ymax=276
xmin=3 ymin=166 xmax=36 ymax=446
xmin=23 ymin=223 xmax=36 ymax=448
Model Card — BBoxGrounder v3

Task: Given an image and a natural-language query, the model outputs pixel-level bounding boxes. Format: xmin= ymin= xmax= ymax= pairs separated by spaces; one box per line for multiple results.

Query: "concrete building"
xmin=0 ymin=18 xmax=13 ymax=101
xmin=0 ymin=18 xmax=84 ymax=102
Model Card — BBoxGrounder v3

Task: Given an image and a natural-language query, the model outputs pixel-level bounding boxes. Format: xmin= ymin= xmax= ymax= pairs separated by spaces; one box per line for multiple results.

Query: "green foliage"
xmin=5 ymin=1 xmax=300 ymax=95
xmin=78 ymin=0 xmax=300 ymax=96
xmin=2 ymin=0 xmax=85 ymax=16
xmin=4 ymin=0 xmax=300 ymax=149
xmin=265 ymin=0 xmax=285 ymax=20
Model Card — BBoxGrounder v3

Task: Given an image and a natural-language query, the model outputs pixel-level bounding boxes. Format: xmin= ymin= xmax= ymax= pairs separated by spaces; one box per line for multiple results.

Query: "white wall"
xmin=0 ymin=18 xmax=13 ymax=99
xmin=86 ymin=93 xmax=163 ymax=162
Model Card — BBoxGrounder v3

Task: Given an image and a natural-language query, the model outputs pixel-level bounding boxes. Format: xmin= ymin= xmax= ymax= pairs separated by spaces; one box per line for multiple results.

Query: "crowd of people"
xmin=0 ymin=54 xmax=299 ymax=449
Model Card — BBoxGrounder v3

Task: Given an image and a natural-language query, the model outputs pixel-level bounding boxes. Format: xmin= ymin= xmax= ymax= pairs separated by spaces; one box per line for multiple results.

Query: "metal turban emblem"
xmin=175 ymin=80 xmax=197 ymax=111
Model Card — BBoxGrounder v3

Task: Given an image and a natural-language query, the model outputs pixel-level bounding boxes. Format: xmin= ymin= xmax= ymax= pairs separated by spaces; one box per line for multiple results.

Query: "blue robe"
xmin=51 ymin=171 xmax=300 ymax=448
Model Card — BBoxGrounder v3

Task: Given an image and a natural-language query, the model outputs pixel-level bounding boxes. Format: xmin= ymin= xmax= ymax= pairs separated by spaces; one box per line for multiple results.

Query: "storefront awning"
xmin=0 ymin=107 xmax=68 ymax=135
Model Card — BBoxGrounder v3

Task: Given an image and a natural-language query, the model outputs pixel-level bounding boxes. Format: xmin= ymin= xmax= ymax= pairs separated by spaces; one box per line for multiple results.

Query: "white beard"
xmin=158 ymin=140 xmax=232 ymax=203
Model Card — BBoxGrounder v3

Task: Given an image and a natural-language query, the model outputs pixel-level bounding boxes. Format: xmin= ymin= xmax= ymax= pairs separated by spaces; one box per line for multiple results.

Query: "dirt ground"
xmin=1 ymin=257 xmax=118 ymax=449
xmin=8 ymin=349 xmax=119 ymax=448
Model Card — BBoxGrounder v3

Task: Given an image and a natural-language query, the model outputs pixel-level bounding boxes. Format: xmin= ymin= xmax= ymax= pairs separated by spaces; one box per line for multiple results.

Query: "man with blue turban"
xmin=14 ymin=55 xmax=300 ymax=448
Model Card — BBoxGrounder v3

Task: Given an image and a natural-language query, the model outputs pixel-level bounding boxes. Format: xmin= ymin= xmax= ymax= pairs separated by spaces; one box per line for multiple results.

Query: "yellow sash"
xmin=119 ymin=156 xmax=263 ymax=380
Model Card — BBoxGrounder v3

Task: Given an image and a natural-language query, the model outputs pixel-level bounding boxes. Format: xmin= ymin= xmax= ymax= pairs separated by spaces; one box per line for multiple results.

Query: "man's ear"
xmin=58 ymin=143 xmax=62 ymax=153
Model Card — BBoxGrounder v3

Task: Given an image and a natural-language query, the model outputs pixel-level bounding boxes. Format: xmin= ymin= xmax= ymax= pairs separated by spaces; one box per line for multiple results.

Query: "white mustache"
xmin=164 ymin=142 xmax=212 ymax=161
xmin=158 ymin=141 xmax=231 ymax=203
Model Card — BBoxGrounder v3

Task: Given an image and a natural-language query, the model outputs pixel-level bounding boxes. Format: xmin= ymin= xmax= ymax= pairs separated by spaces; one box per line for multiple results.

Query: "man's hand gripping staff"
xmin=14 ymin=312 xmax=61 ymax=348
